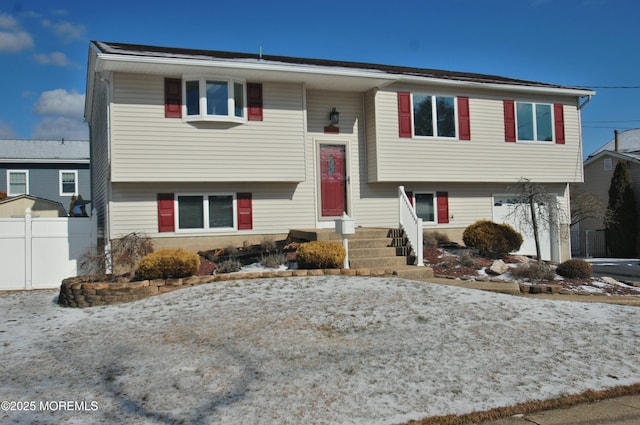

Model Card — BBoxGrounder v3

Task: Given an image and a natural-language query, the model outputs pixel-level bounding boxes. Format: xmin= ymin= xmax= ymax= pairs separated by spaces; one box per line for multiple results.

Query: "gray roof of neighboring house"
xmin=0 ymin=139 xmax=89 ymax=163
xmin=586 ymin=129 xmax=640 ymax=164
xmin=92 ymin=41 xmax=593 ymax=93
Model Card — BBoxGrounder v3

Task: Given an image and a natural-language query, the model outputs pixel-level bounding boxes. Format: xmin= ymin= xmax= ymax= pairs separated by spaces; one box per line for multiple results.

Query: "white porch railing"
xmin=398 ymin=186 xmax=423 ymax=266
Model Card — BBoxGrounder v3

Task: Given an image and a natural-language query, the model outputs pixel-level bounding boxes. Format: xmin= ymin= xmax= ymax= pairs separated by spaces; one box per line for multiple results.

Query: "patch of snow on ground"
xmin=2 ymin=276 xmax=640 ymax=424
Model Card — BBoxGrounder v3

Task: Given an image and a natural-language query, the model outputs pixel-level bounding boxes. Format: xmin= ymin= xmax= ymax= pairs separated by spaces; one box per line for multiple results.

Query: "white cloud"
xmin=0 ymin=13 xmax=19 ymax=30
xmin=42 ymin=19 xmax=85 ymax=43
xmin=32 ymin=117 xmax=88 ymax=140
xmin=33 ymin=51 xmax=70 ymax=66
xmin=0 ymin=119 xmax=17 ymax=138
xmin=32 ymin=89 xmax=87 ymax=140
xmin=33 ymin=89 xmax=84 ymax=118
xmin=0 ymin=13 xmax=33 ymax=52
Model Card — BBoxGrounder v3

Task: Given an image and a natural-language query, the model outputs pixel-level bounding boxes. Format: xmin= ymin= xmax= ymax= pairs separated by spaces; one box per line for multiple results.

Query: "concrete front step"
xmin=349 ymin=256 xmax=408 ymax=269
xmin=349 ymin=246 xmax=398 ymax=259
xmin=348 ymin=237 xmax=392 ymax=249
xmin=390 ymin=266 xmax=435 ymax=280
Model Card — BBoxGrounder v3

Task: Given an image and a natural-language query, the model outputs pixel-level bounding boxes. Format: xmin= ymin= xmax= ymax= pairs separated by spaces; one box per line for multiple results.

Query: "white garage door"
xmin=493 ymin=196 xmax=552 ymax=261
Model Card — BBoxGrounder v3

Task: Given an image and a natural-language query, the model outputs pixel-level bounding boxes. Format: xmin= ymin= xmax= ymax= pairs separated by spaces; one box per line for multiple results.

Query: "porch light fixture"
xmin=329 ymin=107 xmax=340 ymax=125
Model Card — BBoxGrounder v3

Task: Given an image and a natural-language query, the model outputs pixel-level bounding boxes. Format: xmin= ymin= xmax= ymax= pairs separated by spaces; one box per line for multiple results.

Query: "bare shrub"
xmin=459 ymin=251 xmax=482 ymax=268
xmin=216 ymin=258 xmax=242 ymax=273
xmin=78 ymin=232 xmax=153 ymax=279
xmin=261 ymin=253 xmax=287 ymax=268
xmin=423 ymin=231 xmax=452 ymax=248
xmin=511 ymin=262 xmax=555 ymax=281
xmin=260 ymin=236 xmax=277 ymax=253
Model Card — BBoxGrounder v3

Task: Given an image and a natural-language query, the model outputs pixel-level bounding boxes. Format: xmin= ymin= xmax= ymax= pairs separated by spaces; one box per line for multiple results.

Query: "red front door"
xmin=320 ymin=144 xmax=346 ymax=217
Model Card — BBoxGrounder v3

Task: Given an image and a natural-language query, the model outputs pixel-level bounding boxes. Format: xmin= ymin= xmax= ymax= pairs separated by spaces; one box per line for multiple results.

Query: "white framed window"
xmin=7 ymin=170 xmax=28 ymax=196
xmin=414 ymin=192 xmax=437 ymax=224
xmin=516 ymin=102 xmax=554 ymax=142
xmin=413 ymin=94 xmax=457 ymax=138
xmin=176 ymin=193 xmax=236 ymax=231
xmin=604 ymin=158 xmax=613 ymax=171
xmin=184 ymin=77 xmax=245 ymax=123
xmin=59 ymin=170 xmax=78 ymax=196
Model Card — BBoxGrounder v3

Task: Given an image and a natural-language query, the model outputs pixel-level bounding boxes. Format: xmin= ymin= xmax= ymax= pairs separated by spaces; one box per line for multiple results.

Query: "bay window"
xmin=184 ymin=77 xmax=245 ymax=122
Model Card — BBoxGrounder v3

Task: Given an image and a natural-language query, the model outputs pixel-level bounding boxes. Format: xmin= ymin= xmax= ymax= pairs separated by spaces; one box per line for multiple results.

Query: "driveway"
xmin=586 ymin=258 xmax=640 ymax=283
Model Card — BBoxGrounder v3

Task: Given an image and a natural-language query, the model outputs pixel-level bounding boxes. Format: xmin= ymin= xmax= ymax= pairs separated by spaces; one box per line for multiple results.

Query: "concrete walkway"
xmin=478 ymin=395 xmax=640 ymax=425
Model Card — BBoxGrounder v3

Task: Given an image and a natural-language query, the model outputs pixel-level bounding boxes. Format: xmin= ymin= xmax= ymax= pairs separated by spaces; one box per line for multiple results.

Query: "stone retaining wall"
xmin=58 ymin=268 xmax=395 ymax=308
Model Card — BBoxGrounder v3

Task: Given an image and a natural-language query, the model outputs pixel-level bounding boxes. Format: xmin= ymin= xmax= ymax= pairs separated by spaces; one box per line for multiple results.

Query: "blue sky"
xmin=0 ymin=0 xmax=638 ymax=157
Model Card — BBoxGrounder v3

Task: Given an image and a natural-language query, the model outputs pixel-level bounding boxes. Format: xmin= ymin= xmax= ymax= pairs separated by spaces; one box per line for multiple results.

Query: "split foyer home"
xmin=85 ymin=41 xmax=594 ymax=262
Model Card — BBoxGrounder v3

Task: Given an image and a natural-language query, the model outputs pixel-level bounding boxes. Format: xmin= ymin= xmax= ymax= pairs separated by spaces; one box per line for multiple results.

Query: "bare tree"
xmin=506 ymin=178 xmax=565 ymax=261
xmin=569 ymin=184 xmax=607 ymax=227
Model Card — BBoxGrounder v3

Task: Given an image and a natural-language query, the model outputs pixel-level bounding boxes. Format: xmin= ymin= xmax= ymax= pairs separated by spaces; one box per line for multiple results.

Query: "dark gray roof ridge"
xmin=93 ymin=40 xmax=588 ymax=91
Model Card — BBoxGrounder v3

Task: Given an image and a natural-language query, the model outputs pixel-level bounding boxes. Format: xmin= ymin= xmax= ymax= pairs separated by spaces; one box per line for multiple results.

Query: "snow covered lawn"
xmin=2 ymin=276 xmax=640 ymax=424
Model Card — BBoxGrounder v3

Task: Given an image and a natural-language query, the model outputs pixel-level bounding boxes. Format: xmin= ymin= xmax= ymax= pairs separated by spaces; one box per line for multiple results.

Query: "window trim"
xmin=604 ymin=158 xmax=613 ymax=171
xmin=182 ymin=76 xmax=246 ymax=123
xmin=174 ymin=192 xmax=237 ymax=232
xmin=59 ymin=170 xmax=78 ymax=196
xmin=515 ymin=101 xmax=555 ymax=143
xmin=413 ymin=191 xmax=438 ymax=224
xmin=411 ymin=93 xmax=459 ymax=139
xmin=7 ymin=170 xmax=29 ymax=196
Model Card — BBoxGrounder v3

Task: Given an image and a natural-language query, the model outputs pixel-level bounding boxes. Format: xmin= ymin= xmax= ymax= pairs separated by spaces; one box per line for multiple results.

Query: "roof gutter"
xmin=94 ymin=51 xmax=596 ymax=98
xmin=578 ymin=94 xmax=593 ymax=110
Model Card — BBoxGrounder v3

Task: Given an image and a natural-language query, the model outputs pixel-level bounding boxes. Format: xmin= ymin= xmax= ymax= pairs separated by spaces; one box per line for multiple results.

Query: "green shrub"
xmin=423 ymin=231 xmax=452 ymax=248
xmin=216 ymin=258 xmax=242 ymax=274
xmin=296 ymin=241 xmax=346 ymax=269
xmin=135 ymin=248 xmax=200 ymax=280
xmin=511 ymin=262 xmax=555 ymax=281
xmin=462 ymin=220 xmax=523 ymax=258
xmin=556 ymin=259 xmax=592 ymax=279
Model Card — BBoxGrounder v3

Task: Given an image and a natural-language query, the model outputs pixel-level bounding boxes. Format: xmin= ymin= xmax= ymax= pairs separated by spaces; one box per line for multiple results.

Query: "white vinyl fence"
xmin=0 ymin=209 xmax=96 ymax=291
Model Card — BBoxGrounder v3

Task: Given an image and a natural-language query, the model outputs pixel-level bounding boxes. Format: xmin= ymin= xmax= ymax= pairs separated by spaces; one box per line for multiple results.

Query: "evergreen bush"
xmin=556 ymin=259 xmax=592 ymax=279
xmin=296 ymin=241 xmax=346 ymax=269
xmin=135 ymin=248 xmax=200 ymax=280
xmin=462 ymin=220 xmax=523 ymax=258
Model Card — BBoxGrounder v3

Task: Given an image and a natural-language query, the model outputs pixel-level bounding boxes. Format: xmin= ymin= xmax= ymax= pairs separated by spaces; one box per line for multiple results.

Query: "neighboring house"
xmin=0 ymin=194 xmax=66 ymax=217
xmin=85 ymin=41 xmax=594 ymax=262
xmin=0 ymin=139 xmax=90 ymax=214
xmin=578 ymin=129 xmax=640 ymax=256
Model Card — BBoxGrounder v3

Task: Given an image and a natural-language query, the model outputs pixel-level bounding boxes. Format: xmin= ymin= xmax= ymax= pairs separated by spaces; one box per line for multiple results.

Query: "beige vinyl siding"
xmin=109 ymin=73 xmax=306 ymax=183
xmin=370 ymin=86 xmax=584 ymax=183
xmin=306 ymin=89 xmax=364 ymax=222
xmin=88 ymin=76 xmax=111 ymax=238
xmin=109 ymin=181 xmax=318 ymax=239
xmin=364 ymin=89 xmax=378 ymax=182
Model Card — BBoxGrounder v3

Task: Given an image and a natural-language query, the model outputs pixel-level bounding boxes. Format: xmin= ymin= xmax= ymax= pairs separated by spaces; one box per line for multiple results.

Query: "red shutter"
xmin=406 ymin=191 xmax=414 ymax=207
xmin=247 ymin=83 xmax=263 ymax=121
xmin=157 ymin=193 xmax=175 ymax=232
xmin=554 ymin=104 xmax=565 ymax=144
xmin=457 ymin=97 xmax=471 ymax=140
xmin=436 ymin=191 xmax=449 ymax=224
xmin=504 ymin=100 xmax=516 ymax=142
xmin=164 ymin=79 xmax=182 ymax=118
xmin=397 ymin=92 xmax=412 ymax=138
xmin=237 ymin=192 xmax=253 ymax=230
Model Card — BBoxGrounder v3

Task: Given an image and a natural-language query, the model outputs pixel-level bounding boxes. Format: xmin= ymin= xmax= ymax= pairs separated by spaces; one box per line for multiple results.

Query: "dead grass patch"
xmin=400 ymin=382 xmax=640 ymax=425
